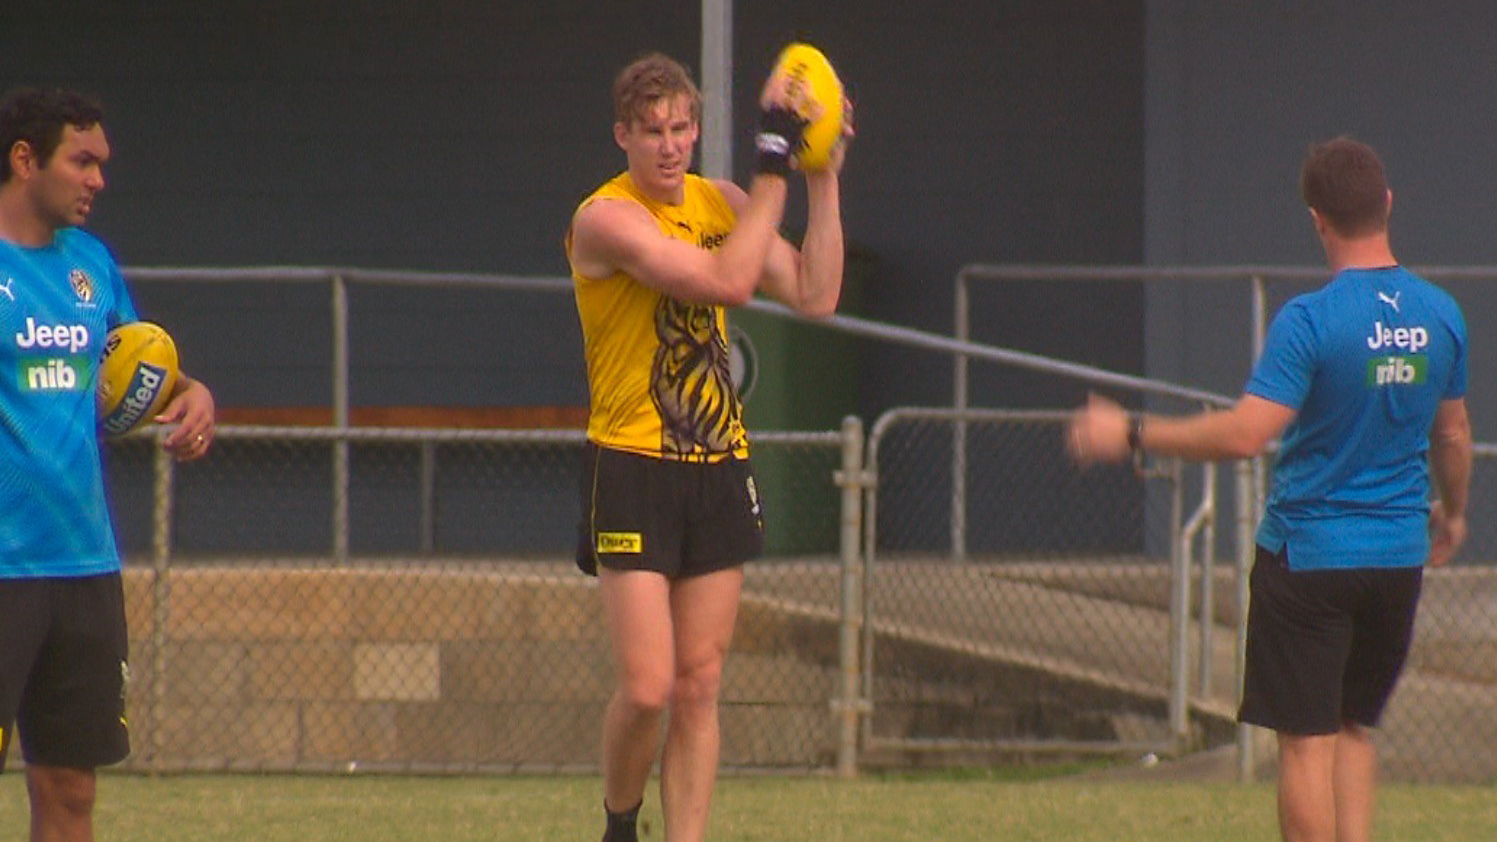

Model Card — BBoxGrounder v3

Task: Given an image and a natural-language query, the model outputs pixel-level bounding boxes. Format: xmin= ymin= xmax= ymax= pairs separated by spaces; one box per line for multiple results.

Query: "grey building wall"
xmin=2 ymin=1 xmax=695 ymax=409
xmin=1145 ymin=0 xmax=1497 ymax=438
xmin=1 ymin=0 xmax=1146 ymax=420
xmin=735 ymin=2 xmax=1146 ymax=416
xmin=3 ymin=1 xmax=686 ymax=272
xmin=1143 ymin=0 xmax=1497 ymax=559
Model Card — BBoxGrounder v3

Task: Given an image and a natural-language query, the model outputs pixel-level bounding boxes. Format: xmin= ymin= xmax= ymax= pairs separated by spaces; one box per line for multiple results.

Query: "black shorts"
xmin=0 ymin=573 xmax=131 ymax=771
xmin=1238 ymin=546 xmax=1423 ymax=735
xmin=576 ymin=443 xmax=765 ymax=578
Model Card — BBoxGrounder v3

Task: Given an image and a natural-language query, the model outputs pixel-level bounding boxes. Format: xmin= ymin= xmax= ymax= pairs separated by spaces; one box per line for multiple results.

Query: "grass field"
xmin=3 ymin=767 xmax=1496 ymax=841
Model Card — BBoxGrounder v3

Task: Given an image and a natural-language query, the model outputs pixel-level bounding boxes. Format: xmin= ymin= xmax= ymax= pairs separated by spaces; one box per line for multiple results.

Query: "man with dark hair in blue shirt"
xmin=0 ymin=86 xmax=217 ymax=842
xmin=1069 ymin=136 xmax=1471 ymax=842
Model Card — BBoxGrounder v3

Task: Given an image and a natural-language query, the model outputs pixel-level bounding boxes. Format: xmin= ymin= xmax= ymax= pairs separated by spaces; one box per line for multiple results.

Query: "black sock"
xmin=602 ymin=799 xmax=642 ymax=842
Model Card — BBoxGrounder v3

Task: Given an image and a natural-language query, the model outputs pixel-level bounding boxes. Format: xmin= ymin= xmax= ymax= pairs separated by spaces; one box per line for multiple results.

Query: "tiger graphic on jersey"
xmin=652 ymin=297 xmax=740 ymax=455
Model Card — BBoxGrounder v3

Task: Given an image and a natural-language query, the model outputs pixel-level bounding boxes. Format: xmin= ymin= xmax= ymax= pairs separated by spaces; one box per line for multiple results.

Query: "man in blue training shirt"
xmin=1069 ymin=137 xmax=1471 ymax=842
xmin=0 ymin=87 xmax=217 ymax=842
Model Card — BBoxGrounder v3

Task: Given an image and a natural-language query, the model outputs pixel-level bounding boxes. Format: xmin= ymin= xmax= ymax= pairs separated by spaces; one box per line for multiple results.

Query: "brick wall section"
xmin=118 ymin=567 xmax=839 ymax=770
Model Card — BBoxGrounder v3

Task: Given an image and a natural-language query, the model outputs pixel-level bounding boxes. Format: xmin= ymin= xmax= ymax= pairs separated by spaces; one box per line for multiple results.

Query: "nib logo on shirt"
xmin=19 ymin=356 xmax=88 ymax=391
xmin=1367 ymin=355 xmax=1427 ymax=386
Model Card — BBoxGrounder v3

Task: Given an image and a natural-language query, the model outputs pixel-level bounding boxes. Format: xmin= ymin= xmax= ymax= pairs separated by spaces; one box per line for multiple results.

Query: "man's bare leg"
xmin=659 ymin=567 xmax=743 ymax=842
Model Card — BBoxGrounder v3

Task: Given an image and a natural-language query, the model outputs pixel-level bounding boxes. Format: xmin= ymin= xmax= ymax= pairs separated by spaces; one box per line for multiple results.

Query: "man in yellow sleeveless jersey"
xmin=565 ymin=53 xmax=850 ymax=842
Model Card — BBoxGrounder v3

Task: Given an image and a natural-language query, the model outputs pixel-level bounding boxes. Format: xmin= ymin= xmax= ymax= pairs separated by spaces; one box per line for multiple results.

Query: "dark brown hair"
xmin=1300 ymin=137 xmax=1390 ymax=237
xmin=0 ymin=87 xmax=105 ymax=183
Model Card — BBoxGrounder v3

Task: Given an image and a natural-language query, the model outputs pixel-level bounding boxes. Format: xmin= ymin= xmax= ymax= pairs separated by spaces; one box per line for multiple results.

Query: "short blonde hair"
xmin=612 ymin=53 xmax=701 ymax=127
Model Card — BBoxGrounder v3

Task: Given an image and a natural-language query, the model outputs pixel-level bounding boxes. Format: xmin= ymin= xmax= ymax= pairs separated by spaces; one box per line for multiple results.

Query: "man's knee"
xmin=1277 ymin=731 xmax=1338 ymax=774
xmin=618 ymin=668 xmax=674 ymax=718
xmin=671 ymin=658 xmax=725 ymax=712
xmin=27 ymin=766 xmax=98 ymax=819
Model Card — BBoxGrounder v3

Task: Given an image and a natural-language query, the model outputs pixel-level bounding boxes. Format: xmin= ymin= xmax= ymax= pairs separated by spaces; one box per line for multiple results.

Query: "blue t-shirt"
xmin=1 ymin=228 xmax=138 ymax=578
xmin=1249 ymin=266 xmax=1467 ymax=570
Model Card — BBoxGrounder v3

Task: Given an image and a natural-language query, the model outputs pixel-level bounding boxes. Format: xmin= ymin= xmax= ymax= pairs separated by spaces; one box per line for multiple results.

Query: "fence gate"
xmin=858 ymin=408 xmax=1234 ymax=762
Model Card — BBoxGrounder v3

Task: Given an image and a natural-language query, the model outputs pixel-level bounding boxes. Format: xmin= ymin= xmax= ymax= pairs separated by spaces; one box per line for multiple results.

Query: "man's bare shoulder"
xmin=570 ymin=196 xmax=660 ymax=278
xmin=574 ymin=195 xmax=657 ymax=238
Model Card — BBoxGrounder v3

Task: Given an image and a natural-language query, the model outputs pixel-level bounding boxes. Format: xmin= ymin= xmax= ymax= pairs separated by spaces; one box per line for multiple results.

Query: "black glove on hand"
xmin=755 ymin=104 xmax=808 ymax=177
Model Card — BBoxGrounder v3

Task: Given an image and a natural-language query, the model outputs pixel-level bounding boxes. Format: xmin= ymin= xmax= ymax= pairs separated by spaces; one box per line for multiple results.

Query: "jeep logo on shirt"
xmin=15 ymin=316 xmax=90 ymax=354
xmin=1365 ymin=321 xmax=1428 ymax=353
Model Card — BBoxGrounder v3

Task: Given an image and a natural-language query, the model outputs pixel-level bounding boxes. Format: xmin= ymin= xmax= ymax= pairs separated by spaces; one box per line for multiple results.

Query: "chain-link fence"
xmin=860 ymin=408 xmax=1234 ymax=766
xmin=104 ymin=426 xmax=851 ymax=773
xmin=1339 ymin=443 xmax=1497 ymax=783
xmin=88 ymin=265 xmax=1497 ymax=781
xmin=100 ymin=416 xmax=1497 ymax=782
xmin=860 ymin=408 xmax=1497 ymax=783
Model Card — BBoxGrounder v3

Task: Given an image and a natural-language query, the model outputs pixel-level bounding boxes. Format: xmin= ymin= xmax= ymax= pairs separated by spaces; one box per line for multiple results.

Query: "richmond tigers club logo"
xmin=69 ymin=268 xmax=95 ymax=302
xmin=651 ymin=298 xmax=741 ymax=455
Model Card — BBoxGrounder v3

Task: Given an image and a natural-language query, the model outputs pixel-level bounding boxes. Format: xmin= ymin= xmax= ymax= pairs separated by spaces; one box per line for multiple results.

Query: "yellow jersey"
xmin=568 ymin=172 xmax=750 ymax=461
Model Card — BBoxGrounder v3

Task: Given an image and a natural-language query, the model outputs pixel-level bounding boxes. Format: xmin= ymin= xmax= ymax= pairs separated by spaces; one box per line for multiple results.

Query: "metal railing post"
xmin=148 ymin=433 xmax=175 ymax=773
xmin=1195 ymin=461 xmax=1217 ymax=700
xmin=860 ymin=412 xmax=891 ymax=752
xmin=1235 ymin=458 xmax=1258 ymax=782
xmin=951 ymin=272 xmax=969 ymax=561
xmin=1250 ymin=275 xmax=1268 ymax=552
xmin=1166 ymin=457 xmax=1191 ymax=747
xmin=332 ymin=273 xmax=350 ymax=563
xmin=419 ymin=441 xmax=437 ymax=554
xmin=1237 ymin=275 xmax=1268 ymax=782
xmin=833 ymin=415 xmax=867 ymax=778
